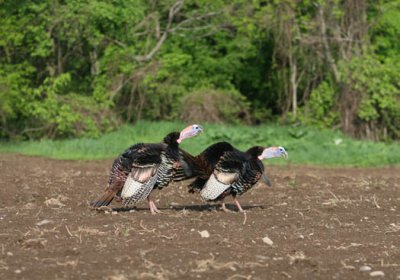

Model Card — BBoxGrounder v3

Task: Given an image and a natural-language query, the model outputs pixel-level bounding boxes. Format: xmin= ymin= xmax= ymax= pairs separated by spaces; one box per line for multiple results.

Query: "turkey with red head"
xmin=175 ymin=142 xmax=288 ymax=212
xmin=91 ymin=124 xmax=203 ymax=213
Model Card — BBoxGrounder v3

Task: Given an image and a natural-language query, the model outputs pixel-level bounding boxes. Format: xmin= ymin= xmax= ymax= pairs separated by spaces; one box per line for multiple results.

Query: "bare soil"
xmin=0 ymin=154 xmax=399 ymax=280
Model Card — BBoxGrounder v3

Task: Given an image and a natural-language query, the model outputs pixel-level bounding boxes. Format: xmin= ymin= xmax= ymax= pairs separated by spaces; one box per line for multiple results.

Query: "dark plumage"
xmin=174 ymin=141 xmax=235 ymax=191
xmin=91 ymin=125 xmax=203 ymax=213
xmin=175 ymin=142 xmax=287 ymax=212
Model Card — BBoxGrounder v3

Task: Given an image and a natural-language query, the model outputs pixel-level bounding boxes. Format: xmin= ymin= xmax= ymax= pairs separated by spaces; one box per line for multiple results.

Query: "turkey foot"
xmin=234 ymin=198 xmax=245 ymax=213
xmin=147 ymin=197 xmax=162 ymax=214
xmin=220 ymin=200 xmax=233 ymax=212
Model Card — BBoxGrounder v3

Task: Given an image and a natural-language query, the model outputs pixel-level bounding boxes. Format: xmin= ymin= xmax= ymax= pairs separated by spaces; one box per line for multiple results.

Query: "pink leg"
xmin=234 ymin=198 xmax=245 ymax=213
xmin=147 ymin=196 xmax=161 ymax=214
xmin=220 ymin=198 xmax=233 ymax=212
xmin=150 ymin=200 xmax=161 ymax=213
xmin=220 ymin=199 xmax=228 ymax=212
xmin=147 ymin=197 xmax=155 ymax=214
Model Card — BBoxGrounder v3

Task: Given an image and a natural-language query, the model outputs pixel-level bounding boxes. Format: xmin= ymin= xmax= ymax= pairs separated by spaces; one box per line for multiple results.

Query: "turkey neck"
xmin=164 ymin=139 xmax=180 ymax=162
xmin=247 ymin=155 xmax=265 ymax=174
xmin=162 ymin=131 xmax=181 ymax=162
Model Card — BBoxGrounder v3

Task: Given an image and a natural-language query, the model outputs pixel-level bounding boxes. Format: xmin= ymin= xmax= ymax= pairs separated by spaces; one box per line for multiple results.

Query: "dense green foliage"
xmin=0 ymin=0 xmax=399 ymax=141
xmin=1 ymin=121 xmax=398 ymax=166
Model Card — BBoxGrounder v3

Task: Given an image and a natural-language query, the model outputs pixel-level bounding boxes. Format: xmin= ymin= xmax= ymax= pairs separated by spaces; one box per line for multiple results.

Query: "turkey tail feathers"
xmin=188 ymin=178 xmax=207 ymax=193
xmin=173 ymin=149 xmax=203 ymax=181
xmin=91 ymin=188 xmax=117 ymax=208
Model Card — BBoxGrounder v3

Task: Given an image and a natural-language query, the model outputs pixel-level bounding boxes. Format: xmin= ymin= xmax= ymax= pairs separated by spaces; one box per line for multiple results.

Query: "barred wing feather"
xmin=200 ymin=171 xmax=237 ymax=200
xmin=199 ymin=150 xmax=244 ymax=201
xmin=121 ymin=164 xmax=159 ymax=207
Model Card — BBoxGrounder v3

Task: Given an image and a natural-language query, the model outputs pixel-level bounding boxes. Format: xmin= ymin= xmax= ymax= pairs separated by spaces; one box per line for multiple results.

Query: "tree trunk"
xmin=289 ymin=56 xmax=297 ymax=118
xmin=318 ymin=6 xmax=340 ymax=85
xmin=57 ymin=41 xmax=63 ymax=75
xmin=90 ymin=48 xmax=100 ymax=76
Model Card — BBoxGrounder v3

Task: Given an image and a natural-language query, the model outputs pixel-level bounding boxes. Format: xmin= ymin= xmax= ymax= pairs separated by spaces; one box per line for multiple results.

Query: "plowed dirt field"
xmin=0 ymin=154 xmax=399 ymax=279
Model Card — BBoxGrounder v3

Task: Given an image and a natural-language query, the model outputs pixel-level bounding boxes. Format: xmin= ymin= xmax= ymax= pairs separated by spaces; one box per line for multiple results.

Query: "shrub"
xmin=181 ymin=88 xmax=251 ymax=124
xmin=0 ymin=71 xmax=118 ymax=139
xmin=298 ymin=81 xmax=340 ymax=128
xmin=299 ymin=55 xmax=400 ymax=141
xmin=342 ymin=55 xmax=400 ymax=140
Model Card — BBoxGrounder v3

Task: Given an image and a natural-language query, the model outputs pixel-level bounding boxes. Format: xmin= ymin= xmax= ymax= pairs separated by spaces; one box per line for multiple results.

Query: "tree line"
xmin=0 ymin=0 xmax=399 ymax=140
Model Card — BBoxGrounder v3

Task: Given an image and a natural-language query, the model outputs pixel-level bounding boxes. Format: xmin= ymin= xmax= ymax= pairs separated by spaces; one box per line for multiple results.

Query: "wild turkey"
xmin=175 ymin=142 xmax=288 ymax=212
xmin=91 ymin=124 xmax=203 ymax=213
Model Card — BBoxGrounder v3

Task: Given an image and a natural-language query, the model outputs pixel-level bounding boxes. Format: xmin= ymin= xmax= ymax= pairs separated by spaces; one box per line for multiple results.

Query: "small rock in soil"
xmin=262 ymin=236 xmax=274 ymax=246
xmin=359 ymin=265 xmax=372 ymax=272
xmin=370 ymin=271 xmax=385 ymax=277
xmin=198 ymin=230 xmax=210 ymax=238
xmin=36 ymin=219 xmax=53 ymax=226
xmin=44 ymin=198 xmax=65 ymax=208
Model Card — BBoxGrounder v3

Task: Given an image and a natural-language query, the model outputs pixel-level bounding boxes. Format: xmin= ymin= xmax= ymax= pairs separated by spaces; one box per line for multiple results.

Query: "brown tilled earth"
xmin=0 ymin=154 xmax=399 ymax=280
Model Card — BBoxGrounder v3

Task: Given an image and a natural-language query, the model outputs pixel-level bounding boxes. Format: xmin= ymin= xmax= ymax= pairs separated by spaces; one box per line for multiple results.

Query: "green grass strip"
xmin=0 ymin=121 xmax=399 ymax=167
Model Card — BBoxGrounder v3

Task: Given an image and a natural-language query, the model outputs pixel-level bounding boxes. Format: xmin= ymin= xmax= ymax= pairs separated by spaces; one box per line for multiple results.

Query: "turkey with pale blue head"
xmin=174 ymin=142 xmax=288 ymax=212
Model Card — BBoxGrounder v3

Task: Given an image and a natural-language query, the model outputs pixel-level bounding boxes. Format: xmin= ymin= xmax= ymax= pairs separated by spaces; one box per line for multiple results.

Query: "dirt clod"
xmin=370 ymin=271 xmax=385 ymax=277
xmin=360 ymin=265 xmax=372 ymax=272
xmin=262 ymin=236 xmax=274 ymax=246
xmin=198 ymin=230 xmax=210 ymax=238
